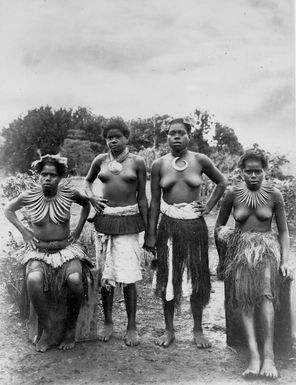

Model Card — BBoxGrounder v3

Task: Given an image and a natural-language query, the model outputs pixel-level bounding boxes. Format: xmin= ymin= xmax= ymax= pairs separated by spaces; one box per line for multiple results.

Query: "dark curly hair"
xmin=103 ymin=118 xmax=130 ymax=139
xmin=32 ymin=155 xmax=68 ymax=177
xmin=168 ymin=118 xmax=191 ymax=134
xmin=238 ymin=149 xmax=268 ymax=170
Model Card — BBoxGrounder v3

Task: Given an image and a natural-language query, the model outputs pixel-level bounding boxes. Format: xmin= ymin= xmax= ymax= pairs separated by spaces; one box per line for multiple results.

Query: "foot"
xmin=98 ymin=324 xmax=113 ymax=342
xmin=35 ymin=330 xmax=52 ymax=353
xmin=125 ymin=329 xmax=139 ymax=347
xmin=155 ymin=330 xmax=175 ymax=348
xmin=260 ymin=358 xmax=278 ymax=380
xmin=193 ymin=330 xmax=211 ymax=348
xmin=58 ymin=328 xmax=76 ymax=350
xmin=242 ymin=355 xmax=261 ymax=378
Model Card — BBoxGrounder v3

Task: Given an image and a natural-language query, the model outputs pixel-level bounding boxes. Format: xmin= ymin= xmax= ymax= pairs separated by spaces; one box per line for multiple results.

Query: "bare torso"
xmin=159 ymin=151 xmax=203 ymax=204
xmin=95 ymin=153 xmax=139 ymax=207
xmin=232 ymin=190 xmax=274 ymax=232
xmin=32 ymin=215 xmax=70 ymax=241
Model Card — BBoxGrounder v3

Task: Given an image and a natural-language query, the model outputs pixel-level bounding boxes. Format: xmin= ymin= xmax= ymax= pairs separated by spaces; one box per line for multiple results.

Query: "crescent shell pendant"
xmin=172 ymin=157 xmax=188 ymax=171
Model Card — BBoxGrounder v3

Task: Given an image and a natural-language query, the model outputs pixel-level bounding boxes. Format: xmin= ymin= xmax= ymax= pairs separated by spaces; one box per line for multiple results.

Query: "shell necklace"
xmin=22 ymin=181 xmax=75 ymax=224
xmin=171 ymin=151 xmax=188 ymax=172
xmin=234 ymin=181 xmax=273 ymax=208
xmin=108 ymin=148 xmax=129 ymax=175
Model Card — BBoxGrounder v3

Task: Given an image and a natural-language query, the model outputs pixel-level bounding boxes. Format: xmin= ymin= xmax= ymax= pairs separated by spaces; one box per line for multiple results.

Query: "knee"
xmin=67 ymin=273 xmax=83 ymax=292
xmin=27 ymin=271 xmax=44 ymax=291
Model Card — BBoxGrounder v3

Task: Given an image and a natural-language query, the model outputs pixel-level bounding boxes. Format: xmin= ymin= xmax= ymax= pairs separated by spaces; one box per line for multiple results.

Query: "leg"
xmin=191 ymin=294 xmax=211 ymax=348
xmin=259 ymin=297 xmax=278 ymax=379
xmin=58 ymin=272 xmax=83 ymax=350
xmin=156 ymin=293 xmax=175 ymax=347
xmin=123 ymin=283 xmax=139 ymax=346
xmin=26 ymin=268 xmax=52 ymax=352
xmin=241 ymin=309 xmax=261 ymax=378
xmin=98 ymin=286 xmax=114 ymax=341
xmin=290 ymin=277 xmax=296 ymax=352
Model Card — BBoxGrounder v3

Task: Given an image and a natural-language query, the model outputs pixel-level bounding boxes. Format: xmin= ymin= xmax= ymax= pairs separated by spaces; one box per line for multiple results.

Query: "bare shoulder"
xmin=130 ymin=153 xmax=146 ymax=166
xmin=192 ymin=152 xmax=211 ymax=164
xmin=223 ymin=186 xmax=235 ymax=201
xmin=92 ymin=153 xmax=108 ymax=166
xmin=271 ymin=186 xmax=284 ymax=201
xmin=151 ymin=156 xmax=166 ymax=172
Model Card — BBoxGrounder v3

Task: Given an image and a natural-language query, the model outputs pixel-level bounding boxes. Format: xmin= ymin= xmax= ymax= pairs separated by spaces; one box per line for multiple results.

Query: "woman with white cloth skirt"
xmin=85 ymin=118 xmax=148 ymax=346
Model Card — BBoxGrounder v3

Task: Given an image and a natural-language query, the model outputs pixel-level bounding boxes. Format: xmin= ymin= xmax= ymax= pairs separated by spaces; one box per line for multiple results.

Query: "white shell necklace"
xmin=108 ymin=148 xmax=129 ymax=175
xmin=234 ymin=181 xmax=273 ymax=208
xmin=22 ymin=181 xmax=75 ymax=224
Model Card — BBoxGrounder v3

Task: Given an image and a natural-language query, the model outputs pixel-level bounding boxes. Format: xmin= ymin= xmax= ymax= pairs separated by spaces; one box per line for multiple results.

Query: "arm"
xmin=144 ymin=160 xmax=162 ymax=252
xmin=215 ymin=188 xmax=234 ymax=230
xmin=84 ymin=155 xmax=108 ymax=212
xmin=69 ymin=190 xmax=91 ymax=243
xmin=273 ymin=188 xmax=289 ymax=276
xmin=136 ymin=156 xmax=148 ymax=230
xmin=199 ymin=155 xmax=228 ymax=214
xmin=4 ymin=194 xmax=37 ymax=249
xmin=214 ymin=188 xmax=234 ymax=279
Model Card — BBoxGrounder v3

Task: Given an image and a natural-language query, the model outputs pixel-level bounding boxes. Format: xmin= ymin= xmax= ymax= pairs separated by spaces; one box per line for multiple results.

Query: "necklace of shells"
xmin=234 ymin=181 xmax=273 ymax=208
xmin=108 ymin=148 xmax=130 ymax=175
xmin=22 ymin=181 xmax=75 ymax=224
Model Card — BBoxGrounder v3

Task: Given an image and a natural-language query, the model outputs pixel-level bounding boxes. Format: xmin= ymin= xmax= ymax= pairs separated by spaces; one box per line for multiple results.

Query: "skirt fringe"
xmin=224 ymin=229 xmax=281 ymax=311
xmin=156 ymin=214 xmax=210 ymax=306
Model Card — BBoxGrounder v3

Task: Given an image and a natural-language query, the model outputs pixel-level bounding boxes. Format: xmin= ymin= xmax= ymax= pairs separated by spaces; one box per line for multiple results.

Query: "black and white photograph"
xmin=0 ymin=0 xmax=295 ymax=384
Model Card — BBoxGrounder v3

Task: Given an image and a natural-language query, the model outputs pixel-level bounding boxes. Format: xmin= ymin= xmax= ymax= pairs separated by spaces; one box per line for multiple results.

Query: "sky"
xmin=0 ymin=0 xmax=295 ymax=161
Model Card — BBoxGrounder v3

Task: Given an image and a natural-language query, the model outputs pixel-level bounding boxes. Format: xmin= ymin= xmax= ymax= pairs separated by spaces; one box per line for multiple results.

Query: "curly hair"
xmin=32 ymin=154 xmax=68 ymax=177
xmin=238 ymin=149 xmax=268 ymax=170
xmin=102 ymin=118 xmax=130 ymax=139
xmin=168 ymin=118 xmax=191 ymax=134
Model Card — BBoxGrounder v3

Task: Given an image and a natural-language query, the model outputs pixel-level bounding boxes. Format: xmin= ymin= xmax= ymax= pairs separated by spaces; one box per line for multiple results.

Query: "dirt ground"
xmin=0 ymin=180 xmax=295 ymax=385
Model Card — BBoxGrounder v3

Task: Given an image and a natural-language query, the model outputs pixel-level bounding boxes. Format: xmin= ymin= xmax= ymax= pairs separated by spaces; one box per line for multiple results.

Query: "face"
xmin=242 ymin=159 xmax=264 ymax=190
xmin=106 ymin=128 xmax=128 ymax=154
xmin=167 ymin=123 xmax=189 ymax=152
xmin=39 ymin=164 xmax=61 ymax=193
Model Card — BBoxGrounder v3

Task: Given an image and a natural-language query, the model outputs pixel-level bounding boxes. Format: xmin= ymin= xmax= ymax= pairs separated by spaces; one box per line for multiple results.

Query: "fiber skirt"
xmin=218 ymin=227 xmax=281 ymax=311
xmin=156 ymin=214 xmax=210 ymax=306
xmin=17 ymin=243 xmax=93 ymax=314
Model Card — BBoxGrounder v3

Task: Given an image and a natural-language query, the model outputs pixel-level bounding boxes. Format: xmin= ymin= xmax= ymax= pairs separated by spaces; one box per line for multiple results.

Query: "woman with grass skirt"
xmin=215 ymin=149 xmax=290 ymax=380
xmin=144 ymin=117 xmax=227 ymax=348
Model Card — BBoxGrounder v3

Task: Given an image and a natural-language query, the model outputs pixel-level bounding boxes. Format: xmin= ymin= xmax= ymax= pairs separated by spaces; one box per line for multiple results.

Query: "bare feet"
xmin=260 ymin=358 xmax=278 ymax=380
xmin=155 ymin=330 xmax=175 ymax=348
xmin=193 ymin=330 xmax=211 ymax=349
xmin=98 ymin=324 xmax=113 ymax=342
xmin=35 ymin=330 xmax=52 ymax=353
xmin=58 ymin=328 xmax=76 ymax=350
xmin=242 ymin=355 xmax=261 ymax=378
xmin=125 ymin=329 xmax=139 ymax=347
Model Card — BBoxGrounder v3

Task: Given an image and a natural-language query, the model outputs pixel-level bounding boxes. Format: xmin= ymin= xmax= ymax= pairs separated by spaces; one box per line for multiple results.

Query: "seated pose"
xmin=5 ymin=154 xmax=91 ymax=352
xmin=144 ymin=118 xmax=227 ymax=348
xmin=215 ymin=150 xmax=289 ymax=379
xmin=85 ymin=118 xmax=148 ymax=346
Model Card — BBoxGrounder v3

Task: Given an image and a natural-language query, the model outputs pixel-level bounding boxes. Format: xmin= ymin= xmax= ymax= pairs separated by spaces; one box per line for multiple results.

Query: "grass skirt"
xmin=218 ymin=227 xmax=281 ymax=311
xmin=156 ymin=214 xmax=210 ymax=306
xmin=16 ymin=243 xmax=93 ymax=315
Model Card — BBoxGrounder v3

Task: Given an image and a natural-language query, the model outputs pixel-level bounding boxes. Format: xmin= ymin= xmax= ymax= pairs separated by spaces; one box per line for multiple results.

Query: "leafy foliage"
xmin=1 ymin=106 xmax=71 ymax=173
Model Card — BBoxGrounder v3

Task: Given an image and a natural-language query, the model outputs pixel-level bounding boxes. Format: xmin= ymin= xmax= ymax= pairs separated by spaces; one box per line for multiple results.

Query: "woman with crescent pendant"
xmin=144 ymin=118 xmax=227 ymax=348
xmin=85 ymin=119 xmax=148 ymax=346
xmin=215 ymin=150 xmax=290 ymax=379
